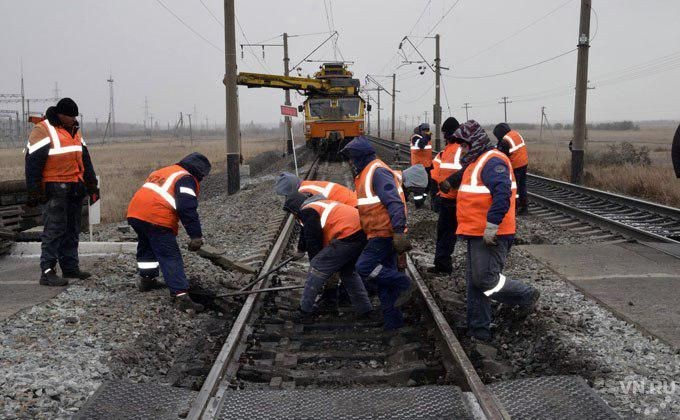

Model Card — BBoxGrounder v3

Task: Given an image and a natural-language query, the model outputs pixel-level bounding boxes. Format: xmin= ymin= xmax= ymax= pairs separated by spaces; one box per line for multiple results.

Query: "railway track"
xmin=367 ymin=135 xmax=680 ymax=246
xmin=187 ymin=157 xmax=509 ymax=419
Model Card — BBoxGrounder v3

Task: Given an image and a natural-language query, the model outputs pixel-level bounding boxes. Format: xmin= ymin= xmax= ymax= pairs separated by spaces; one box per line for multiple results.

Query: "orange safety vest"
xmin=127 ymin=164 xmax=200 ymax=235
xmin=38 ymin=120 xmax=86 ymax=183
xmin=298 ymin=180 xmax=358 ymax=207
xmin=410 ymin=134 xmax=433 ymax=167
xmin=456 ymin=150 xmax=517 ymax=236
xmin=355 ymin=159 xmax=406 ymax=239
xmin=503 ymin=130 xmax=529 ymax=169
xmin=301 ymin=200 xmax=362 ymax=247
xmin=431 ymin=143 xmax=463 ymax=200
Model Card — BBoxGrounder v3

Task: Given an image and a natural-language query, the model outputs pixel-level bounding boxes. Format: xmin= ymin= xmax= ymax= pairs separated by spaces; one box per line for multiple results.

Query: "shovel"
xmin=217 ymin=284 xmax=304 ymax=298
xmin=236 ymin=255 xmax=297 ymax=292
xmin=196 ymin=244 xmax=257 ymax=274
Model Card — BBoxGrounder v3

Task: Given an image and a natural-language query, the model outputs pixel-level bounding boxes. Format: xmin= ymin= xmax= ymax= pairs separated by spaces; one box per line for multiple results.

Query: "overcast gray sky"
xmin=1 ymin=0 xmax=679 ymax=128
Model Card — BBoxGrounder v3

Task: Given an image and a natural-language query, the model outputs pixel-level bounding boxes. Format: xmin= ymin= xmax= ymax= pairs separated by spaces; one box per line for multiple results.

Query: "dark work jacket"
xmin=673 ymin=124 xmax=680 ymax=178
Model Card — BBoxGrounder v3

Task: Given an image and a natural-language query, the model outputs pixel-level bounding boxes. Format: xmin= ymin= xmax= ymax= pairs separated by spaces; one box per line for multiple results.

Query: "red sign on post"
xmin=280 ymin=105 xmax=298 ymax=117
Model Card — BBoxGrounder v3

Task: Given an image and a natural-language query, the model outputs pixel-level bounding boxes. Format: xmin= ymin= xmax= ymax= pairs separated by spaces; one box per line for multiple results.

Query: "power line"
xmin=198 ymin=0 xmax=223 ymax=27
xmin=445 ymin=48 xmax=576 ymax=79
xmin=155 ymin=0 xmax=223 ymax=52
xmin=458 ymin=0 xmax=576 ymax=65
xmin=235 ymin=16 xmax=271 ymax=72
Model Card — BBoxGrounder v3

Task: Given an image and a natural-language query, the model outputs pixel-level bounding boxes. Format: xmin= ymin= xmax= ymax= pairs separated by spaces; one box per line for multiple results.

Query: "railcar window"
xmin=338 ymin=98 xmax=360 ymax=117
xmin=309 ymin=99 xmax=332 ymax=118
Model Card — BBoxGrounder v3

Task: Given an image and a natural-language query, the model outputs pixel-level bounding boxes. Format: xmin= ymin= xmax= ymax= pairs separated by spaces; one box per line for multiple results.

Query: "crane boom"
xmin=232 ymin=72 xmax=360 ymax=96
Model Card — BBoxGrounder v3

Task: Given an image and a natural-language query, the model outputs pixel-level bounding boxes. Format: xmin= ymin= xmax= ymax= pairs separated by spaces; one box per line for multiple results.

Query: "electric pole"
xmin=366 ymin=94 xmax=371 ymax=134
xmin=107 ymin=75 xmax=115 ymax=137
xmin=283 ymin=32 xmax=293 ymax=155
xmin=391 ymin=73 xmax=396 ymax=140
xmin=461 ymin=102 xmax=471 ymax=121
xmin=540 ymin=106 xmax=546 ymax=141
xmin=571 ymin=0 xmax=592 ymax=184
xmin=499 ymin=96 xmax=512 ymax=123
xmin=433 ymin=34 xmax=442 ymax=151
xmin=53 ymin=82 xmax=61 ymax=100
xmin=224 ymin=0 xmax=240 ymax=194
xmin=377 ymin=88 xmax=381 ymax=138
xmin=187 ymin=113 xmax=193 ymax=147
xmin=424 ymin=111 xmax=428 ymax=123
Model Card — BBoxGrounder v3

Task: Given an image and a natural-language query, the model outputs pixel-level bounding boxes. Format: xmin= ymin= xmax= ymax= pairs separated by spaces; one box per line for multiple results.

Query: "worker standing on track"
xmin=24 ymin=98 xmax=99 ymax=287
xmin=126 ymin=153 xmax=211 ymax=314
xmin=274 ymin=172 xmax=358 ymax=206
xmin=282 ymin=192 xmax=373 ymax=320
xmin=493 ymin=123 xmax=530 ymax=215
xmin=342 ymin=136 xmax=413 ymax=331
xmin=429 ymin=117 xmax=462 ymax=275
xmin=409 ymin=123 xmax=434 ymax=209
xmin=449 ymin=121 xmax=539 ymax=342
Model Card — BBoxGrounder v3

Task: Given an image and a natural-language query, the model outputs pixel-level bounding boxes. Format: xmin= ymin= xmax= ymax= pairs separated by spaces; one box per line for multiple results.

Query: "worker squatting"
xmin=24 ymin=98 xmax=538 ymax=341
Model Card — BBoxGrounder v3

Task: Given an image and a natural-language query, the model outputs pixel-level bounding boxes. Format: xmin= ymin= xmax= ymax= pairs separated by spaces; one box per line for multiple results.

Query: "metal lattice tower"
xmin=107 ymin=75 xmax=115 ymax=137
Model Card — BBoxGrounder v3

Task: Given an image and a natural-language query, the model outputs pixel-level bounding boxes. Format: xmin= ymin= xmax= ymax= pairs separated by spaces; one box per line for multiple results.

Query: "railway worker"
xmin=275 ymin=172 xmax=357 ymax=206
xmin=449 ymin=121 xmax=540 ymax=342
xmin=24 ymin=98 xmax=99 ymax=287
xmin=282 ymin=192 xmax=373 ymax=320
xmin=673 ymin=123 xmax=680 ymax=178
xmin=493 ymin=123 xmax=530 ymax=215
xmin=429 ymin=117 xmax=462 ymax=275
xmin=126 ymin=152 xmax=211 ymax=314
xmin=409 ymin=123 xmax=434 ymax=209
xmin=342 ymin=136 xmax=413 ymax=330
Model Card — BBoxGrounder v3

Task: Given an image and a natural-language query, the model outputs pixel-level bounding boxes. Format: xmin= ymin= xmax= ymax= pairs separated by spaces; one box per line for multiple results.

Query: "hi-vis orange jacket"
xmin=431 ymin=142 xmax=463 ymax=200
xmin=409 ymin=134 xmax=433 ymax=167
xmin=355 ymin=159 xmax=406 ymax=238
xmin=456 ymin=150 xmax=517 ymax=236
xmin=127 ymin=165 xmax=200 ymax=234
xmin=301 ymin=200 xmax=362 ymax=246
xmin=298 ymin=180 xmax=358 ymax=207
xmin=502 ymin=130 xmax=529 ymax=169
xmin=25 ymin=119 xmax=86 ymax=184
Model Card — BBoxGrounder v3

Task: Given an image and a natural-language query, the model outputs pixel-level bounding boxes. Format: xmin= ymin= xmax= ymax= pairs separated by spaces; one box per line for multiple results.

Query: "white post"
xmin=290 ymin=128 xmax=299 ymax=177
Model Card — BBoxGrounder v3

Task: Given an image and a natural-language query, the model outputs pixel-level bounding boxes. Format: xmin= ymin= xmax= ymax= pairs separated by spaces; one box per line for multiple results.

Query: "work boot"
xmin=293 ymin=307 xmax=316 ymax=324
xmin=39 ymin=268 xmax=68 ymax=287
xmin=514 ymin=289 xmax=540 ymax=320
xmin=175 ymin=293 xmax=205 ymax=313
xmin=62 ymin=269 xmax=92 ymax=280
xmin=426 ymin=265 xmax=452 ymax=276
xmin=138 ymin=277 xmax=162 ymax=292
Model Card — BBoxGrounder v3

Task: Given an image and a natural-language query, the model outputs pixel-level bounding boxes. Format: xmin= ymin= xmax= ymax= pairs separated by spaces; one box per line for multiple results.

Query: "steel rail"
xmin=187 ymin=157 xmax=321 ymax=420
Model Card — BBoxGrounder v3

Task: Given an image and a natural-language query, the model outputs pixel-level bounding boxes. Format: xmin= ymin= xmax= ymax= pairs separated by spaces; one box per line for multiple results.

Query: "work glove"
xmin=188 ymin=237 xmax=204 ymax=252
xmin=292 ymin=251 xmax=306 ymax=260
xmin=393 ymin=232 xmax=413 ymax=254
xmin=26 ymin=187 xmax=47 ymax=207
xmin=483 ymin=222 xmax=499 ymax=246
xmin=88 ymin=186 xmax=100 ymax=204
xmin=439 ymin=180 xmax=452 ymax=194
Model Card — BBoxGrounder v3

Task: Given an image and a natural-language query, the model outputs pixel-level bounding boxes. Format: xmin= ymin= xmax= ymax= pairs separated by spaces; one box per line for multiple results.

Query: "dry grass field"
xmin=0 ymin=136 xmax=284 ymax=222
xmin=523 ymin=126 xmax=680 ymax=207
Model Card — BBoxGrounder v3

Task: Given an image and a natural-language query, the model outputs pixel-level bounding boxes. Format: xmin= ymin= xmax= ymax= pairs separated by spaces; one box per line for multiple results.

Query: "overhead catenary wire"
xmin=235 ymin=16 xmax=272 ymax=73
xmin=155 ymin=0 xmax=223 ymax=52
xmin=445 ymin=48 xmax=577 ymax=79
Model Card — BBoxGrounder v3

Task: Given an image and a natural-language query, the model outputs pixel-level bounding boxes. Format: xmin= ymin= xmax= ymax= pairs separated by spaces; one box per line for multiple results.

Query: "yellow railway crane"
xmin=231 ymin=62 xmax=368 ymax=159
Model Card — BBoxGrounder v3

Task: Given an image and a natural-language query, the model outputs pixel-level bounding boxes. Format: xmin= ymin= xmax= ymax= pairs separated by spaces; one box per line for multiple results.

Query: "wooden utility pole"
xmin=539 ymin=106 xmax=545 ymax=141
xmin=571 ymin=0 xmax=592 ymax=184
xmin=377 ymin=88 xmax=381 ymax=138
xmin=283 ymin=32 xmax=293 ymax=155
xmin=366 ymin=94 xmax=371 ymax=135
xmin=390 ymin=73 xmax=396 ymax=140
xmin=224 ymin=0 xmax=240 ymax=194
xmin=433 ymin=34 xmax=442 ymax=151
xmin=499 ymin=96 xmax=512 ymax=123
xmin=461 ymin=102 xmax=471 ymax=121
xmin=188 ymin=113 xmax=193 ymax=147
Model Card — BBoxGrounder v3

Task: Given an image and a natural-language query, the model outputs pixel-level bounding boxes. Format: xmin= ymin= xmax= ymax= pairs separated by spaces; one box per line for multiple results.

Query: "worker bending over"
xmin=429 ymin=117 xmax=462 ymax=274
xmin=493 ymin=123 xmax=529 ymax=215
xmin=275 ymin=172 xmax=357 ymax=206
xmin=127 ymin=153 xmax=211 ymax=313
xmin=342 ymin=136 xmax=412 ymax=330
xmin=24 ymin=98 xmax=99 ymax=286
xmin=283 ymin=192 xmax=373 ymax=320
xmin=409 ymin=123 xmax=434 ymax=209
xmin=451 ymin=121 xmax=539 ymax=342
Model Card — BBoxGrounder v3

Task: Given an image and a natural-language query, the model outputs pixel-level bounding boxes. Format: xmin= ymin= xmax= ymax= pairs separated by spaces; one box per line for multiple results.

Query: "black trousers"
xmin=514 ymin=165 xmax=528 ymax=209
xmin=434 ymin=198 xmax=457 ymax=271
xmin=40 ymin=182 xmax=85 ymax=272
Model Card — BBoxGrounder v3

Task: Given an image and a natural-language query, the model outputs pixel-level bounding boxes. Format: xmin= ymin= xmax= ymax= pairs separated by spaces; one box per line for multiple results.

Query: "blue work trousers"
xmin=514 ymin=165 xmax=528 ymax=209
xmin=40 ymin=182 xmax=85 ymax=272
xmin=128 ymin=218 xmax=189 ymax=295
xmin=465 ymin=236 xmax=536 ymax=340
xmin=433 ymin=198 xmax=457 ymax=272
xmin=355 ymin=237 xmax=411 ymax=330
xmin=300 ymin=238 xmax=372 ymax=314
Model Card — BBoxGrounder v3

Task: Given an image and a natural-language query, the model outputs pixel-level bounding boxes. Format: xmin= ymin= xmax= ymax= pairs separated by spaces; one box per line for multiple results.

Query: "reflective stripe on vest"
xmin=44 ymin=120 xmax=83 ymax=155
xmin=434 ymin=147 xmax=462 ymax=170
xmin=305 ymin=201 xmax=338 ymax=228
xmin=410 ymin=144 xmax=433 ymax=150
xmin=503 ymin=133 xmax=526 ymax=153
xmin=357 ymin=161 xmax=404 ymax=206
xmin=299 ymin=182 xmax=335 ymax=198
xmin=458 ymin=150 xmax=517 ymax=194
xmin=141 ymin=170 xmax=189 ymax=209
